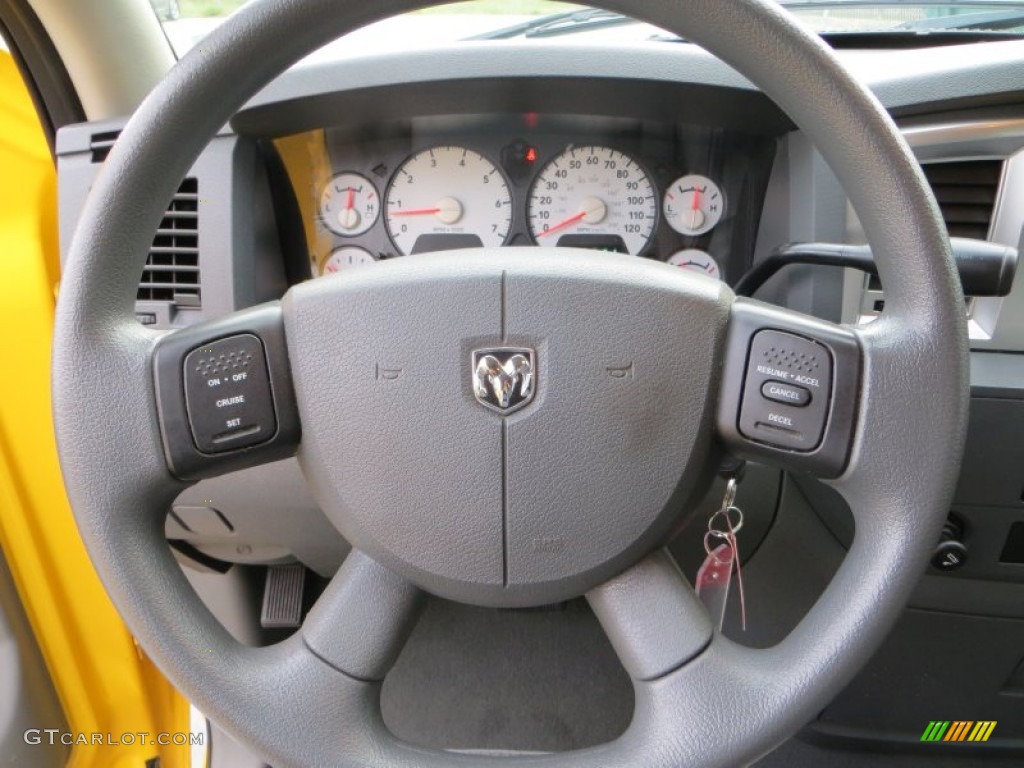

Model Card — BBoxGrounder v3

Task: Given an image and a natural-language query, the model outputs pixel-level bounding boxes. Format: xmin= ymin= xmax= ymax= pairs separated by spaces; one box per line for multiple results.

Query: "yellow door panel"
xmin=0 ymin=49 xmax=191 ymax=768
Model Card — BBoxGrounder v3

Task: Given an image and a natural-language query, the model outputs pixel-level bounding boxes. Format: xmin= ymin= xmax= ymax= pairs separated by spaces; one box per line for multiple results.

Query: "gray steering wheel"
xmin=52 ymin=0 xmax=969 ymax=765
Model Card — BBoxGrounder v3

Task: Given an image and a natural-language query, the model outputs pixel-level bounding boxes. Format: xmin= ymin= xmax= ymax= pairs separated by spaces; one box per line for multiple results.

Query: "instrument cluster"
xmin=276 ymin=114 xmax=776 ymax=287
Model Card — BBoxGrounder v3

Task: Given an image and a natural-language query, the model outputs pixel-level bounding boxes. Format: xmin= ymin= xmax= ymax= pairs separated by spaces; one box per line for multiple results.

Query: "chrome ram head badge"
xmin=471 ymin=347 xmax=536 ymax=414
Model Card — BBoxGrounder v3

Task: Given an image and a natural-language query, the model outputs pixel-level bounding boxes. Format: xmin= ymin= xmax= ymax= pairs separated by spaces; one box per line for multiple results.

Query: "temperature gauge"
xmin=320 ymin=246 xmax=376 ymax=276
xmin=319 ymin=173 xmax=380 ymax=237
xmin=663 ymin=174 xmax=724 ymax=237
xmin=667 ymin=249 xmax=722 ymax=280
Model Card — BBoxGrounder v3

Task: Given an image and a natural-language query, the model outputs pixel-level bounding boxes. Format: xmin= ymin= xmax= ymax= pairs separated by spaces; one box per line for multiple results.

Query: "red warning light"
xmin=525 ymin=147 xmax=538 ymax=163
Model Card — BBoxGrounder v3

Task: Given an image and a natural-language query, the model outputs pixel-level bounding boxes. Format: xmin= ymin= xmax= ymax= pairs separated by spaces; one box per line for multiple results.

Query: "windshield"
xmin=154 ymin=1 xmax=1024 ymax=56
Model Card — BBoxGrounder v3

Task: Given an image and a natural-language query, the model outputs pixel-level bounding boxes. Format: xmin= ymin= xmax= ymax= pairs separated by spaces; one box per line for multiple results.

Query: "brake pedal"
xmin=261 ymin=564 xmax=305 ymax=629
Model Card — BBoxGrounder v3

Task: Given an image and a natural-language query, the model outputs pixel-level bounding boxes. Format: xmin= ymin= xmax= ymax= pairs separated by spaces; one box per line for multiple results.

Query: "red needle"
xmin=692 ymin=185 xmax=701 ymax=211
xmin=346 ymin=187 xmax=355 ymax=211
xmin=538 ymin=210 xmax=586 ymax=238
xmin=391 ymin=207 xmax=442 ymax=216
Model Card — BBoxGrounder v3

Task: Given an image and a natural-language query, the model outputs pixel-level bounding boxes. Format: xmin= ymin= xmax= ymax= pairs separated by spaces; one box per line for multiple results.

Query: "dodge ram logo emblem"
xmin=472 ymin=348 xmax=536 ymax=414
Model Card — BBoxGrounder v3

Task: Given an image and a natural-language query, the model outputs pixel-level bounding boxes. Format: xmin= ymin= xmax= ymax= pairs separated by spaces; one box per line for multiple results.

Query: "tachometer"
xmin=385 ymin=146 xmax=512 ymax=256
xmin=527 ymin=145 xmax=656 ymax=255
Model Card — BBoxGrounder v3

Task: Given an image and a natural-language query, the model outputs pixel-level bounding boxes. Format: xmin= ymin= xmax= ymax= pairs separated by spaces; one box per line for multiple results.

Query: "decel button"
xmin=183 ymin=334 xmax=277 ymax=454
xmin=761 ymin=380 xmax=811 ymax=407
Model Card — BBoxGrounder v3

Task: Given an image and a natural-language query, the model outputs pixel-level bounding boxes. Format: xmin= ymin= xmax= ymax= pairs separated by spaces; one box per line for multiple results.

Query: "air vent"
xmin=89 ymin=130 xmax=120 ymax=163
xmin=922 ymin=159 xmax=1003 ymax=240
xmin=137 ymin=178 xmax=201 ymax=307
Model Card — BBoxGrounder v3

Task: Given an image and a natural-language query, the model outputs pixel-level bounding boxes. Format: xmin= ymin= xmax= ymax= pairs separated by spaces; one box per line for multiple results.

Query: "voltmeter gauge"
xmin=319 ymin=173 xmax=380 ymax=237
xmin=663 ymin=174 xmax=724 ymax=236
xmin=319 ymin=246 xmax=376 ymax=276
xmin=667 ymin=249 xmax=722 ymax=280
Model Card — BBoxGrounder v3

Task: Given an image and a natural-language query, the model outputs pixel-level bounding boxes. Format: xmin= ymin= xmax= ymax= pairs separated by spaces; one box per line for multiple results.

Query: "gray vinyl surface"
xmin=381 ymin=597 xmax=633 ymax=752
xmin=380 ymin=595 xmax=1017 ymax=768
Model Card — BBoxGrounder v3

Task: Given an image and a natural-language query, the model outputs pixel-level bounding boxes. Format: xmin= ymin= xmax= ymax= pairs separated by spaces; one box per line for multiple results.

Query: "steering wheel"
xmin=52 ymin=0 xmax=969 ymax=765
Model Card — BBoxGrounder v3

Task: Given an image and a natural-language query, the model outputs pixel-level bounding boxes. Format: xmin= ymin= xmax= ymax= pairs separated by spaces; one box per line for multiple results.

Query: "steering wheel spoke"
xmin=716 ymin=298 xmax=862 ymax=479
xmin=587 ymin=549 xmax=712 ymax=681
xmin=151 ymin=302 xmax=301 ymax=481
xmin=302 ymin=550 xmax=425 ymax=682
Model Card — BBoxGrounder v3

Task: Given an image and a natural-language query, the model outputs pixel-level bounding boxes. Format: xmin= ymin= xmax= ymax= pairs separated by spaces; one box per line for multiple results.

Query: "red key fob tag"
xmin=696 ymin=541 xmax=735 ymax=631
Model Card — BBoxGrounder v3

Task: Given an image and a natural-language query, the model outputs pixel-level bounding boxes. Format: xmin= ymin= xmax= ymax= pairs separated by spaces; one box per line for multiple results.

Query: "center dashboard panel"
xmin=273 ymin=113 xmax=777 ymax=286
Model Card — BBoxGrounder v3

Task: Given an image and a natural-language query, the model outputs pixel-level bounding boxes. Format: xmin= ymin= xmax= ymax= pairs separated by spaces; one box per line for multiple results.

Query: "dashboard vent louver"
xmin=922 ymin=160 xmax=1002 ymax=240
xmin=89 ymin=130 xmax=120 ymax=163
xmin=137 ymin=178 xmax=201 ymax=307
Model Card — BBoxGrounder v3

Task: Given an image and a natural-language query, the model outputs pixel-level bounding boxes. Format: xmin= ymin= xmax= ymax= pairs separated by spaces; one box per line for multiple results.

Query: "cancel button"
xmin=761 ymin=380 xmax=811 ymax=407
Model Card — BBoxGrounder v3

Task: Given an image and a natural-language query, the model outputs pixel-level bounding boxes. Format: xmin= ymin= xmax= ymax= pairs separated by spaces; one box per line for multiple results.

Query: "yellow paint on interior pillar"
xmin=0 ymin=49 xmax=190 ymax=768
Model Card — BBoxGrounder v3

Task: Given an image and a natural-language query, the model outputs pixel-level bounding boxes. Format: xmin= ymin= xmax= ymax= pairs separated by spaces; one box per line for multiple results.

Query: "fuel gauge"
xmin=320 ymin=246 xmax=376 ymax=276
xmin=667 ymin=249 xmax=722 ymax=280
xmin=319 ymin=173 xmax=380 ymax=236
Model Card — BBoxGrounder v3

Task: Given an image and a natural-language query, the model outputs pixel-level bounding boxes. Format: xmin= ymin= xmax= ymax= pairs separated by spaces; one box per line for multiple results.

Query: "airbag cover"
xmin=283 ymin=249 xmax=731 ymax=606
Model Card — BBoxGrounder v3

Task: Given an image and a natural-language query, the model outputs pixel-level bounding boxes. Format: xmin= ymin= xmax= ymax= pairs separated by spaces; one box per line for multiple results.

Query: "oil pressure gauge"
xmin=319 ymin=172 xmax=380 ymax=237
xmin=663 ymin=174 xmax=724 ymax=236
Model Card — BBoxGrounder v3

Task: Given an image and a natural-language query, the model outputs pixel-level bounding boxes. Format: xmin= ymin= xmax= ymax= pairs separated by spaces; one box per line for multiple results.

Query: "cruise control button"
xmin=739 ymin=330 xmax=832 ymax=452
xmin=183 ymin=335 xmax=277 ymax=453
xmin=761 ymin=380 xmax=811 ymax=407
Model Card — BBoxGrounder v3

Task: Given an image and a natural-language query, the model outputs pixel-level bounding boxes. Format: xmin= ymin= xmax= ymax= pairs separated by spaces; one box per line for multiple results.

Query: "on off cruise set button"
xmin=183 ymin=334 xmax=277 ymax=454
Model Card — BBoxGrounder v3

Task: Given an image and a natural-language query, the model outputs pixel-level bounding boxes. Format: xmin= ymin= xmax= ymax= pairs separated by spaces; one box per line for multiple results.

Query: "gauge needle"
xmin=684 ymin=186 xmax=705 ymax=231
xmin=338 ymin=187 xmax=361 ymax=231
xmin=392 ymin=197 xmax=463 ymax=224
xmin=538 ymin=211 xmax=586 ymax=238
xmin=391 ymin=207 xmax=441 ymax=216
xmin=539 ymin=197 xmax=607 ymax=238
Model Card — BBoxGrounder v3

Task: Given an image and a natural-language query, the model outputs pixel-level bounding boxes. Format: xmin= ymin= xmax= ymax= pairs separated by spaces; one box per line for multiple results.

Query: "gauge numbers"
xmin=385 ymin=146 xmax=512 ymax=256
xmin=663 ymin=174 xmax=724 ymax=236
xmin=319 ymin=173 xmax=379 ymax=236
xmin=527 ymin=146 xmax=656 ymax=256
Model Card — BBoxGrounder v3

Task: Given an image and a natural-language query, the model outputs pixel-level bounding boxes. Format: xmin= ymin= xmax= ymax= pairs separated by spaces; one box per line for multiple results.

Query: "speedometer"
xmin=527 ymin=146 xmax=656 ymax=255
xmin=385 ymin=146 xmax=512 ymax=256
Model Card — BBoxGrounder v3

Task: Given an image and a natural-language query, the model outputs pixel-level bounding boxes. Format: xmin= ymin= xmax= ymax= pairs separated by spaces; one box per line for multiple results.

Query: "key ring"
xmin=707 ymin=505 xmax=744 ymax=539
xmin=702 ymin=531 xmax=736 ymax=564
xmin=697 ymin=474 xmax=747 ymax=631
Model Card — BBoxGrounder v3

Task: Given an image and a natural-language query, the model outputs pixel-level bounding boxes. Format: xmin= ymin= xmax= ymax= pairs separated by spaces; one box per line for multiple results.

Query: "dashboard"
xmin=274 ymin=114 xmax=776 ymax=285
